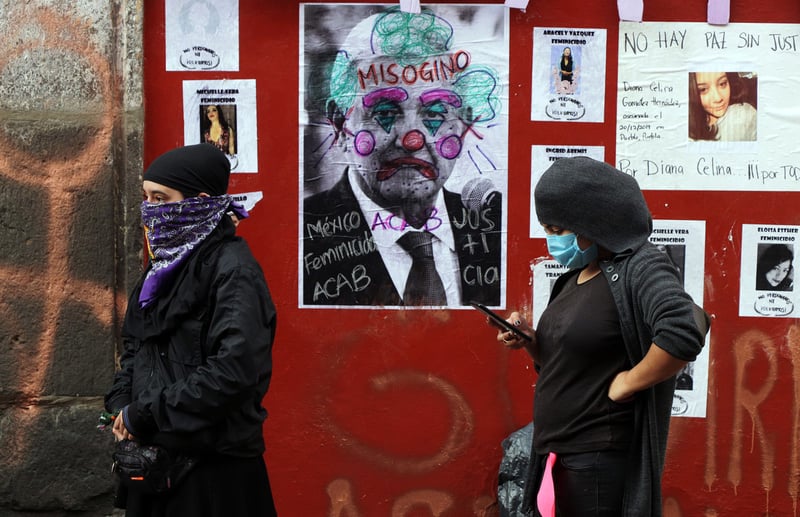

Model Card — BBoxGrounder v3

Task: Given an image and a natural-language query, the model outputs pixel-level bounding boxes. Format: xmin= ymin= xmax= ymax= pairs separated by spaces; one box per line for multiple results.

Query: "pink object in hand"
xmin=537 ymin=452 xmax=557 ymax=517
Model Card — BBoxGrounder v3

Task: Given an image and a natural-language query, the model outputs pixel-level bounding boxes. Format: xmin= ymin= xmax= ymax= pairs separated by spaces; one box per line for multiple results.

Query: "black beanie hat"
xmin=143 ymin=144 xmax=231 ymax=197
xmin=534 ymin=156 xmax=653 ymax=254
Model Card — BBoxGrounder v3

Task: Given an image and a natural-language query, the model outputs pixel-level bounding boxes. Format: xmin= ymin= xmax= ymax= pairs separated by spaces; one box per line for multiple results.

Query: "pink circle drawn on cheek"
xmin=402 ymin=130 xmax=425 ymax=151
xmin=354 ymin=131 xmax=376 ymax=156
xmin=436 ymin=134 xmax=462 ymax=160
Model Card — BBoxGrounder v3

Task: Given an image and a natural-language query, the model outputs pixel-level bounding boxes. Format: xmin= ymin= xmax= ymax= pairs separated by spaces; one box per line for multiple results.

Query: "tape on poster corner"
xmin=707 ymin=0 xmax=730 ymax=25
xmin=617 ymin=0 xmax=644 ymax=22
xmin=399 ymin=0 xmax=421 ymax=14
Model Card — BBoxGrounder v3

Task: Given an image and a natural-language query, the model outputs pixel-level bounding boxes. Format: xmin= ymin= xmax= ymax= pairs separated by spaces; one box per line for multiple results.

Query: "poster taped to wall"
xmin=299 ymin=4 xmax=509 ymax=309
xmin=529 ymin=145 xmax=605 ymax=238
xmin=531 ymin=257 xmax=567 ymax=327
xmin=165 ymin=0 xmax=240 ymax=71
xmin=531 ymin=27 xmax=608 ymax=122
xmin=231 ymin=191 xmax=263 ymax=213
xmin=182 ymin=79 xmax=257 ymax=173
xmin=617 ymin=22 xmax=800 ymax=191
xmin=531 ymin=219 xmax=709 ymax=418
xmin=650 ymin=219 xmax=708 ymax=418
xmin=740 ymin=224 xmax=798 ymax=317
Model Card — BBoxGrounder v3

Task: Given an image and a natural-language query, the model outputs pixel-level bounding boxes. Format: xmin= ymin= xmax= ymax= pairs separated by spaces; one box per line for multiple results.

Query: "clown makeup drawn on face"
xmin=344 ymin=73 xmax=470 ymax=227
xmin=324 ymin=8 xmax=500 ymax=228
xmin=300 ymin=5 xmax=507 ymax=307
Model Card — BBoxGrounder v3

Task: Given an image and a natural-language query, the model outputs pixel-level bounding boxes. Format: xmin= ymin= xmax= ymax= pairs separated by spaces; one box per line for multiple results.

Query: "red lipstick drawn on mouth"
xmin=376 ymin=157 xmax=438 ymax=181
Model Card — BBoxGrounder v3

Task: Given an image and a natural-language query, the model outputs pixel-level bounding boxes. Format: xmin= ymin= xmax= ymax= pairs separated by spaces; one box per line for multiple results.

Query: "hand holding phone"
xmin=470 ymin=302 xmax=533 ymax=342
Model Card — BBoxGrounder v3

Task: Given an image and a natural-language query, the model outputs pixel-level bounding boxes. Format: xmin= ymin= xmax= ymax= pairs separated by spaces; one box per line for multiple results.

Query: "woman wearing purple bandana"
xmin=104 ymin=144 xmax=278 ymax=516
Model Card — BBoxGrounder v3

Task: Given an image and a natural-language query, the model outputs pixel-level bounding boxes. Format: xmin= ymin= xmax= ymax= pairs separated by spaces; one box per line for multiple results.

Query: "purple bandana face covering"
xmin=138 ymin=195 xmax=249 ymax=308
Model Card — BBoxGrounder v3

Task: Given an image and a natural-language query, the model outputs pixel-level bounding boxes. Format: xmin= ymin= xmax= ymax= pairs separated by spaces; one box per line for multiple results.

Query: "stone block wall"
xmin=0 ymin=1 xmax=143 ymax=514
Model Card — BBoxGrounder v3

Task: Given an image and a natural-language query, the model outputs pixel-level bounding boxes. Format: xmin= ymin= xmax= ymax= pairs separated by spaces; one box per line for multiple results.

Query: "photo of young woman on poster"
xmin=755 ymin=243 xmax=794 ymax=292
xmin=688 ymin=71 xmax=757 ymax=142
xmin=552 ymin=45 xmax=579 ymax=94
xmin=200 ymin=104 xmax=236 ymax=156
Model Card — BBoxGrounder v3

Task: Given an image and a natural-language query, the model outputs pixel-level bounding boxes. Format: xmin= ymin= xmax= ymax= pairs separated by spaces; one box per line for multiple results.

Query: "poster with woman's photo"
xmin=531 ymin=27 xmax=607 ymax=122
xmin=688 ymin=71 xmax=757 ymax=143
xmin=650 ymin=219 xmax=708 ymax=418
xmin=531 ymin=219 xmax=709 ymax=418
xmin=182 ymin=79 xmax=258 ymax=173
xmin=740 ymin=224 xmax=798 ymax=317
xmin=617 ymin=22 xmax=800 ymax=191
xmin=529 ymin=145 xmax=605 ymax=237
xmin=165 ymin=0 xmax=240 ymax=71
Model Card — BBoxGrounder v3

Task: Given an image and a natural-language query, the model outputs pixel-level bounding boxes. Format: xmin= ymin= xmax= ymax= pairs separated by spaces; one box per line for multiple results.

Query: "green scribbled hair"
xmin=327 ymin=7 xmax=500 ymax=127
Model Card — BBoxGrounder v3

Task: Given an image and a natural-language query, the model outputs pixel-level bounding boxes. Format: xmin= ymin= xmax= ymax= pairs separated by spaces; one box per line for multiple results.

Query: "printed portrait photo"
xmin=655 ymin=243 xmax=686 ymax=286
xmin=675 ymin=362 xmax=694 ymax=391
xmin=551 ymin=45 xmax=581 ymax=95
xmin=755 ymin=242 xmax=794 ymax=292
xmin=300 ymin=4 xmax=508 ymax=308
xmin=688 ymin=71 xmax=758 ymax=142
xmin=199 ymin=104 xmax=237 ymax=156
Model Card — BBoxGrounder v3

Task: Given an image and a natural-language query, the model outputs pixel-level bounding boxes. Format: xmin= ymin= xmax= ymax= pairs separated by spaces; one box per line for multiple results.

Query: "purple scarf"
xmin=138 ymin=195 xmax=248 ymax=308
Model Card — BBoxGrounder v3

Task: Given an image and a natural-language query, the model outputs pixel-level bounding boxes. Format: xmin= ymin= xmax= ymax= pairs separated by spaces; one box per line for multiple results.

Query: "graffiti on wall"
xmin=327 ymin=478 xmax=495 ymax=517
xmin=0 ymin=5 xmax=118 ymax=464
xmin=312 ymin=321 xmax=800 ymax=515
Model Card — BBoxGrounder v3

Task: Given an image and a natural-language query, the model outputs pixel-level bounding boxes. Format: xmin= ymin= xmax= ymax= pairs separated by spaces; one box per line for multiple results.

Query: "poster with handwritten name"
xmin=617 ymin=22 xmax=800 ymax=191
xmin=299 ymin=4 xmax=509 ymax=309
xmin=531 ymin=27 xmax=607 ymax=122
xmin=182 ymin=79 xmax=258 ymax=173
xmin=531 ymin=219 xmax=709 ymax=418
xmin=529 ymin=145 xmax=605 ymax=237
xmin=165 ymin=0 xmax=239 ymax=71
xmin=740 ymin=224 xmax=798 ymax=317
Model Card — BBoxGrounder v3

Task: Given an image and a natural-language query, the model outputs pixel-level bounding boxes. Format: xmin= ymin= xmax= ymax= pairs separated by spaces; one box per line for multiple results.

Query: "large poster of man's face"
xmin=299 ymin=5 xmax=509 ymax=308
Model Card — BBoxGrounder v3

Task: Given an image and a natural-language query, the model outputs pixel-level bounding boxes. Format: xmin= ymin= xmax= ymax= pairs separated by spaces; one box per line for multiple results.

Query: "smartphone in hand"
xmin=470 ymin=302 xmax=532 ymax=342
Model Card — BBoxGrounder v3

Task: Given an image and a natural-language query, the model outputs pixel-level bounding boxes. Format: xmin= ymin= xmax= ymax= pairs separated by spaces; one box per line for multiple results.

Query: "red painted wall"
xmin=144 ymin=1 xmax=800 ymax=515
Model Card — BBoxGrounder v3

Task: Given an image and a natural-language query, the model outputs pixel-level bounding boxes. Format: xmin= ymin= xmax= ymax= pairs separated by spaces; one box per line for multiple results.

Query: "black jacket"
xmin=105 ymin=218 xmax=276 ymax=457
xmin=523 ymin=243 xmax=707 ymax=516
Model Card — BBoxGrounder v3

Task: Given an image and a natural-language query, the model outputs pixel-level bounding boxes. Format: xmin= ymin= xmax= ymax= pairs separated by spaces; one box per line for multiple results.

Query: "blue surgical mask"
xmin=546 ymin=233 xmax=598 ymax=269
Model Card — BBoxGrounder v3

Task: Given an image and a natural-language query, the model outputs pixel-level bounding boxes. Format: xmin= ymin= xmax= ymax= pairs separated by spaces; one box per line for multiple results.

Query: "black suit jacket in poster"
xmin=302 ymin=172 xmax=502 ymax=306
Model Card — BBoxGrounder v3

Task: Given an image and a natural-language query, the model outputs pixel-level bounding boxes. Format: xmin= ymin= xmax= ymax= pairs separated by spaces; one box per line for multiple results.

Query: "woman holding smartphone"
xmin=492 ymin=157 xmax=707 ymax=517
